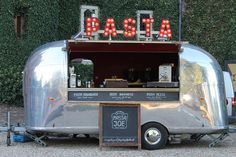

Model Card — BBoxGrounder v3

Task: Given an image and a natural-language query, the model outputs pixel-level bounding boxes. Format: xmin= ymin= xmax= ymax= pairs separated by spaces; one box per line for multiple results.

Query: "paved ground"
xmin=1 ymin=105 xmax=236 ymax=157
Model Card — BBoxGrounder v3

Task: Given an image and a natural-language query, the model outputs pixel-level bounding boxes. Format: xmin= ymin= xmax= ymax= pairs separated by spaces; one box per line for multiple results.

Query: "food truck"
xmin=0 ymin=4 xmax=231 ymax=150
xmin=18 ymin=8 xmax=229 ymax=149
xmin=22 ymin=39 xmax=229 ymax=149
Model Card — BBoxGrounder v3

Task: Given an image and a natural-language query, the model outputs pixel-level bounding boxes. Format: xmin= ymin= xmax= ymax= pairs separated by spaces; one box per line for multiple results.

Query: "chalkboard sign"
xmin=99 ymin=103 xmax=141 ymax=149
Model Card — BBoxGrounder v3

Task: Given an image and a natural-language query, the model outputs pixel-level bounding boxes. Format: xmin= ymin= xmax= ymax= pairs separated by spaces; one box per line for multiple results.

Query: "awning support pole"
xmin=178 ymin=0 xmax=183 ymax=41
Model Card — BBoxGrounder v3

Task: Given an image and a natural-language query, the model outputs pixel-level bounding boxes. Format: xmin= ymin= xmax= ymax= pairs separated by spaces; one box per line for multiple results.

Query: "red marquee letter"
xmin=86 ymin=17 xmax=100 ymax=36
xmin=123 ymin=18 xmax=136 ymax=37
xmin=104 ymin=18 xmax=117 ymax=37
xmin=142 ymin=18 xmax=154 ymax=37
xmin=159 ymin=19 xmax=172 ymax=38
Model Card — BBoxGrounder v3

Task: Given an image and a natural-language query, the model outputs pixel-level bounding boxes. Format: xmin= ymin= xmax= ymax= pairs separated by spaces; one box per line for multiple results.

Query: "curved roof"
xmin=24 ymin=40 xmax=66 ymax=71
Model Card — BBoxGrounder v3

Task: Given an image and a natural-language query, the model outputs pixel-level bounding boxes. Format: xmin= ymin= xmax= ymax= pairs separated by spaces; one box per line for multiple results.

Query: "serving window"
xmin=67 ymin=40 xmax=180 ymax=89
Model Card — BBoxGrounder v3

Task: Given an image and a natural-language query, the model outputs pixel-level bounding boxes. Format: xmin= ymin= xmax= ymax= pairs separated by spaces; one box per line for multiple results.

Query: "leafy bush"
xmin=183 ymin=0 xmax=236 ymax=65
xmin=0 ymin=65 xmax=23 ymax=105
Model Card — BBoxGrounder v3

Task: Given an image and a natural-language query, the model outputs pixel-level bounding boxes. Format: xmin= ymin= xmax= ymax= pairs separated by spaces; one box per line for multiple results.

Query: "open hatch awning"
xmin=67 ymin=40 xmax=182 ymax=53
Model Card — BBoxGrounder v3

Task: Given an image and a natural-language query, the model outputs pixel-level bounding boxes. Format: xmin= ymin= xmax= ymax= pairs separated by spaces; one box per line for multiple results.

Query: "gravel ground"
xmin=0 ymin=133 xmax=236 ymax=157
xmin=1 ymin=105 xmax=236 ymax=157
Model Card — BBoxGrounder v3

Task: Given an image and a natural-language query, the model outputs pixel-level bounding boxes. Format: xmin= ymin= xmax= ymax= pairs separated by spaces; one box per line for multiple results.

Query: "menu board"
xmin=68 ymin=90 xmax=179 ymax=102
xmin=99 ymin=103 xmax=141 ymax=149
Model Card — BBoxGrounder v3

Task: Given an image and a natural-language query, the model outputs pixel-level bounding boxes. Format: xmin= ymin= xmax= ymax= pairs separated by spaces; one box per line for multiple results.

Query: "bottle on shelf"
xmin=70 ymin=73 xmax=76 ymax=88
xmin=69 ymin=66 xmax=76 ymax=88
xmin=77 ymin=75 xmax=82 ymax=87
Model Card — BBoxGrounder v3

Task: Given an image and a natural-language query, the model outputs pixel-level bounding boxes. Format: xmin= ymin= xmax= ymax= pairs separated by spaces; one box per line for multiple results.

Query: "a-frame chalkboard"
xmin=99 ymin=103 xmax=141 ymax=149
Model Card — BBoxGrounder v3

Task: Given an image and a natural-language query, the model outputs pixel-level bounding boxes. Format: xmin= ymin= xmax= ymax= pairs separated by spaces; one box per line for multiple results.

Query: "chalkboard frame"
xmin=99 ymin=103 xmax=141 ymax=149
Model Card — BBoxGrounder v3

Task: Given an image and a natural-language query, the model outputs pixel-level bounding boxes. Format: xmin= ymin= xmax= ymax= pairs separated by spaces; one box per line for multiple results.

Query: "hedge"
xmin=183 ymin=0 xmax=236 ymax=65
xmin=0 ymin=0 xmax=235 ymax=105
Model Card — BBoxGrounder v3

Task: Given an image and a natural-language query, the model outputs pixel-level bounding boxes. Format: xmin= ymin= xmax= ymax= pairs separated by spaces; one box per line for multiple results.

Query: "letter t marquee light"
xmin=142 ymin=18 xmax=154 ymax=37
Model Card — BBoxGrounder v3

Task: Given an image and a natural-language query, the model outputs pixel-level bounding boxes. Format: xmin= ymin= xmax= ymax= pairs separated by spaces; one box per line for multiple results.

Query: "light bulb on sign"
xmin=83 ymin=16 xmax=173 ymax=40
xmin=142 ymin=18 xmax=154 ymax=37
xmin=123 ymin=18 xmax=136 ymax=37
xmin=86 ymin=17 xmax=100 ymax=36
xmin=103 ymin=18 xmax=117 ymax=37
xmin=159 ymin=19 xmax=172 ymax=39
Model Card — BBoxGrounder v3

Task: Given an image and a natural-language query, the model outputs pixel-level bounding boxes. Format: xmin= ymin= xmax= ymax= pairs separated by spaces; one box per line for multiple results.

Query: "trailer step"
xmin=208 ymin=131 xmax=230 ymax=147
xmin=25 ymin=132 xmax=47 ymax=147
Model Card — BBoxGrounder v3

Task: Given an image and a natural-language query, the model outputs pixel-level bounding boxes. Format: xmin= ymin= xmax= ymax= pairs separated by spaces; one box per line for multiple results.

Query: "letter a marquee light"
xmin=103 ymin=18 xmax=117 ymax=37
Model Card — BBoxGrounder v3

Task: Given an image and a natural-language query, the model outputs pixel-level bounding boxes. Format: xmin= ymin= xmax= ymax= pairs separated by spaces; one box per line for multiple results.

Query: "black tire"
xmin=84 ymin=134 xmax=90 ymax=138
xmin=141 ymin=122 xmax=168 ymax=150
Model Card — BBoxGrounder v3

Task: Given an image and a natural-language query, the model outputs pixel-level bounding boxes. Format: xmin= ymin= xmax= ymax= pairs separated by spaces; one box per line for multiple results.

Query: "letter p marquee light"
xmin=86 ymin=17 xmax=100 ymax=36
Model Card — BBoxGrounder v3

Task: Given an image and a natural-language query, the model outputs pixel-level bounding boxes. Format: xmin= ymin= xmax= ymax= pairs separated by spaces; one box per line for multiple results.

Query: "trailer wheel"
xmin=141 ymin=123 xmax=168 ymax=150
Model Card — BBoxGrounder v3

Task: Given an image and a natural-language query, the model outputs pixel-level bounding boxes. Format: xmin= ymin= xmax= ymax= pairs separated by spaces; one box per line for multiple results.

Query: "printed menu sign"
xmin=68 ymin=91 xmax=179 ymax=101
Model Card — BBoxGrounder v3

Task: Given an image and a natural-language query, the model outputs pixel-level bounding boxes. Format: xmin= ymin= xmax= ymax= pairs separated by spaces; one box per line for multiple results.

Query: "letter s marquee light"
xmin=123 ymin=18 xmax=136 ymax=37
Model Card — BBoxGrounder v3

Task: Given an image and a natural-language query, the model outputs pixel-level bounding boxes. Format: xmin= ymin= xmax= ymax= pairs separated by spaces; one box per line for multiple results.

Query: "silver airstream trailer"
xmin=23 ymin=40 xmax=228 ymax=149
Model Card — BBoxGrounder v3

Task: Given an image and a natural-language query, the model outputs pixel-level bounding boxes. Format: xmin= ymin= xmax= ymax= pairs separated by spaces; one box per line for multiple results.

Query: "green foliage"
xmin=0 ymin=65 xmax=22 ymax=104
xmin=0 ymin=0 xmax=235 ymax=105
xmin=0 ymin=0 xmax=60 ymax=105
xmin=70 ymin=62 xmax=94 ymax=87
xmin=58 ymin=0 xmax=81 ymax=39
xmin=182 ymin=0 xmax=236 ymax=65
xmin=0 ymin=1 xmax=23 ymax=105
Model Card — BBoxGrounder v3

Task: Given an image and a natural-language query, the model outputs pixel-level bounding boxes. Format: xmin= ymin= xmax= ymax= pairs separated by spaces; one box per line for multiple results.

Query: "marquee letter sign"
xmin=159 ymin=19 xmax=172 ymax=38
xmin=85 ymin=17 xmax=173 ymax=40
xmin=86 ymin=17 xmax=100 ymax=36
xmin=104 ymin=18 xmax=117 ymax=37
xmin=142 ymin=18 xmax=154 ymax=37
xmin=123 ymin=18 xmax=136 ymax=37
